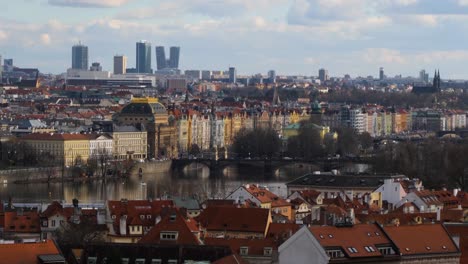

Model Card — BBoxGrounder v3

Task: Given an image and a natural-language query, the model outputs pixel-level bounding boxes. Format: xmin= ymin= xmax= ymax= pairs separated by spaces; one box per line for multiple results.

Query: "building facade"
xmin=113 ymin=55 xmax=127 ymax=75
xmin=72 ymin=43 xmax=88 ymax=70
xmin=136 ymin=40 xmax=152 ymax=74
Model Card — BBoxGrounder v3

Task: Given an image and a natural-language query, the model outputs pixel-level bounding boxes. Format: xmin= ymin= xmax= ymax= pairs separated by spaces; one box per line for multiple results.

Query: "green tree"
xmin=232 ymin=127 xmax=281 ymax=158
xmin=286 ymin=123 xmax=325 ymax=160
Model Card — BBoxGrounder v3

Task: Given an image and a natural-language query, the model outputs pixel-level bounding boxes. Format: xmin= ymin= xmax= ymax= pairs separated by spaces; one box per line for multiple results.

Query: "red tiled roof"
xmin=197 ymin=207 xmax=270 ymax=234
xmin=267 ymin=223 xmax=300 ymax=242
xmin=296 ymin=190 xmax=322 ymax=204
xmin=0 ymin=240 xmax=61 ymax=264
xmin=21 ymin=133 xmax=91 ymax=141
xmin=445 ymin=224 xmax=468 ymax=264
xmin=356 ymin=212 xmax=436 ymax=225
xmin=4 ymin=210 xmax=41 ymax=233
xmin=138 ymin=210 xmax=201 ymax=245
xmin=205 ymin=237 xmax=277 ymax=256
xmin=383 ymin=224 xmax=459 ymax=256
xmin=108 ymin=200 xmax=174 ymax=236
xmin=310 ymin=223 xmax=392 ymax=258
xmin=244 ymin=185 xmax=279 ymax=204
xmin=212 ymin=254 xmax=248 ymax=264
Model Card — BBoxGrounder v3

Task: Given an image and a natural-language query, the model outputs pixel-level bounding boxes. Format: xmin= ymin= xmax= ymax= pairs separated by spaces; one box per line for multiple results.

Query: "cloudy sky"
xmin=2 ymin=0 xmax=468 ymax=78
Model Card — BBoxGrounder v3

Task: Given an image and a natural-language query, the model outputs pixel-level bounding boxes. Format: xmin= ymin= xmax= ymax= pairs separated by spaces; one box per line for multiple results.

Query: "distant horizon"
xmin=2 ymin=1 xmax=468 ymax=78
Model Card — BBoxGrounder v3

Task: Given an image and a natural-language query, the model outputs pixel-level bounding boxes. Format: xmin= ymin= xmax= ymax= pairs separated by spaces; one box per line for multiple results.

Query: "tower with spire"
xmin=413 ymin=69 xmax=441 ymax=94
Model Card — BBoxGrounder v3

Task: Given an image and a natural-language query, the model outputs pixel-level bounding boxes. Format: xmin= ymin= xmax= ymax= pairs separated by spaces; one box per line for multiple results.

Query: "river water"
xmin=0 ymin=163 xmax=370 ymax=203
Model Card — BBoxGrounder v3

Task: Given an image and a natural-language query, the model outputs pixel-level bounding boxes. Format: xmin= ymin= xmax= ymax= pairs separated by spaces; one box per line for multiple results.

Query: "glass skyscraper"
xmin=72 ymin=43 xmax=88 ymax=70
xmin=168 ymin=46 xmax=180 ymax=69
xmin=229 ymin=67 xmax=237 ymax=83
xmin=136 ymin=40 xmax=152 ymax=74
xmin=155 ymin=46 xmax=180 ymax=70
xmin=155 ymin=46 xmax=167 ymax=70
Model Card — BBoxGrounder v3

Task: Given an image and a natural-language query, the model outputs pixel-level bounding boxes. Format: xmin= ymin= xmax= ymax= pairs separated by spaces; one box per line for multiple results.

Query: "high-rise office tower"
xmin=419 ymin=69 xmax=429 ymax=83
xmin=318 ymin=68 xmax=329 ymax=82
xmin=168 ymin=46 xmax=180 ymax=69
xmin=72 ymin=42 xmax=88 ymax=70
xmin=379 ymin=67 xmax=384 ymax=80
xmin=155 ymin=46 xmax=167 ymax=70
xmin=268 ymin=70 xmax=276 ymax=83
xmin=229 ymin=67 xmax=237 ymax=83
xmin=0 ymin=55 xmax=2 ymax=83
xmin=3 ymin=59 xmax=13 ymax=72
xmin=114 ymin=55 xmax=127 ymax=74
xmin=136 ymin=40 xmax=152 ymax=74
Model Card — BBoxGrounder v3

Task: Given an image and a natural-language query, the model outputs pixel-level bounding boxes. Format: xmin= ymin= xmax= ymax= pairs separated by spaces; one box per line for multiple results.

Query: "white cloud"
xmin=40 ymin=33 xmax=51 ymax=45
xmin=363 ymin=48 xmax=406 ymax=64
xmin=48 ymin=0 xmax=132 ymax=8
xmin=0 ymin=30 xmax=8 ymax=42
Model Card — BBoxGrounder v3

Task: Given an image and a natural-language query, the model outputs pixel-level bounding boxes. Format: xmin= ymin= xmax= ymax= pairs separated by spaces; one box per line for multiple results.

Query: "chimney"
xmin=347 ymin=208 xmax=355 ymax=223
xmin=120 ymin=215 xmax=127 ymax=236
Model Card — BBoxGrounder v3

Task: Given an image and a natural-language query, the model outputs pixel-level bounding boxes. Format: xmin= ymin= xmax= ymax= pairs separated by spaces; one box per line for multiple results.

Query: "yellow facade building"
xmin=113 ymin=97 xmax=177 ymax=159
xmin=21 ymin=133 xmax=90 ymax=166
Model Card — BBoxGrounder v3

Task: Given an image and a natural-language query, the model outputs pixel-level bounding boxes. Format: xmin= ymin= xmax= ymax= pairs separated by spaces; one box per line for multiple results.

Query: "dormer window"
xmin=147 ymin=215 xmax=151 ymax=219
xmin=140 ymin=215 xmax=145 ymax=220
xmin=263 ymin=247 xmax=272 ymax=256
xmin=240 ymin=247 xmax=249 ymax=255
xmin=160 ymin=231 xmax=178 ymax=240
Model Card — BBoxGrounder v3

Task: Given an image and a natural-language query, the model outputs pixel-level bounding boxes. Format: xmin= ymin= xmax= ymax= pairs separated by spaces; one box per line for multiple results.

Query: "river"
xmin=0 ymin=163 xmax=370 ymax=203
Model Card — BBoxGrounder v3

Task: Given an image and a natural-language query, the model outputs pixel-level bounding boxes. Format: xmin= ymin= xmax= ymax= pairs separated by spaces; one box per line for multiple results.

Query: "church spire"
xmin=437 ymin=69 xmax=441 ymax=92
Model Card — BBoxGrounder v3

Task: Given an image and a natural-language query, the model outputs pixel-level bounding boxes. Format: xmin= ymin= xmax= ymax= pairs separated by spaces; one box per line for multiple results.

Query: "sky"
xmin=2 ymin=0 xmax=468 ymax=78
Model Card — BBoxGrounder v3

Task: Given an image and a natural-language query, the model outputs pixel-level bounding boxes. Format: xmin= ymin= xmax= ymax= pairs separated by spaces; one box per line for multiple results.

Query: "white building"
xmin=349 ymin=109 xmax=366 ymax=133
xmin=89 ymin=134 xmax=113 ymax=157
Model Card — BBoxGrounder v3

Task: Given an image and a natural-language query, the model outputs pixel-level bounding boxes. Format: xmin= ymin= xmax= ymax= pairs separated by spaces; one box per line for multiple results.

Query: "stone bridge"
xmin=170 ymin=157 xmax=370 ymax=176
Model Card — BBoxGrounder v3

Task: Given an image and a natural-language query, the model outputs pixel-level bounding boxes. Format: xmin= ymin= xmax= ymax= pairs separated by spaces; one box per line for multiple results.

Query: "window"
xmin=111 ymin=215 xmax=116 ymax=219
xmin=264 ymin=247 xmax=272 ymax=256
xmin=328 ymin=234 xmax=333 ymax=238
xmin=160 ymin=231 xmax=178 ymax=240
xmin=121 ymin=258 xmax=129 ymax=264
xmin=364 ymin=246 xmax=375 ymax=252
xmin=140 ymin=215 xmax=145 ymax=220
xmin=378 ymin=247 xmax=395 ymax=255
xmin=147 ymin=215 xmax=152 ymax=219
xmin=240 ymin=247 xmax=249 ymax=255
xmin=135 ymin=259 xmax=145 ymax=264
xmin=168 ymin=260 xmax=177 ymax=264
xmin=87 ymin=257 xmax=97 ymax=264
xmin=347 ymin=247 xmax=358 ymax=253
xmin=51 ymin=220 xmax=56 ymax=227
xmin=326 ymin=250 xmax=344 ymax=258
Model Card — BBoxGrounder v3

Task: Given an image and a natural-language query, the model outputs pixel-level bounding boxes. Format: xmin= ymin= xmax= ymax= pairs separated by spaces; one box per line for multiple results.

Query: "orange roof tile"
xmin=205 ymin=237 xmax=277 ymax=256
xmin=212 ymin=254 xmax=248 ymax=264
xmin=310 ymin=223 xmax=392 ymax=258
xmin=138 ymin=210 xmax=201 ymax=245
xmin=197 ymin=207 xmax=270 ymax=234
xmin=383 ymin=224 xmax=459 ymax=256
xmin=0 ymin=240 xmax=61 ymax=264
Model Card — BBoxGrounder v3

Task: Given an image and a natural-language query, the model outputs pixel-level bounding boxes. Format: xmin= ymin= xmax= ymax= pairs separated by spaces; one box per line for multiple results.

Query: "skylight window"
xmin=348 ymin=247 xmax=358 ymax=253
xmin=365 ymin=246 xmax=376 ymax=252
xmin=328 ymin=234 xmax=333 ymax=238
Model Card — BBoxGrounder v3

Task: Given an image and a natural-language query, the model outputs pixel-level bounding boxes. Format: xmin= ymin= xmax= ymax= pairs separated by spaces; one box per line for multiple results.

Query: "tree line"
xmin=373 ymin=137 xmax=468 ymax=190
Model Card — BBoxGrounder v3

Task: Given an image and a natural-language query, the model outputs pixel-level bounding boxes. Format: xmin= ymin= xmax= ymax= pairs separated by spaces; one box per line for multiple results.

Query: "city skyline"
xmin=2 ymin=1 xmax=468 ymax=78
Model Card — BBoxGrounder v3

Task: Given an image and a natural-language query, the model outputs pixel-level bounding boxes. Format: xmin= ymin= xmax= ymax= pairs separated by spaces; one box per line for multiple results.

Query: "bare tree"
xmin=88 ymin=146 xmax=113 ymax=179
